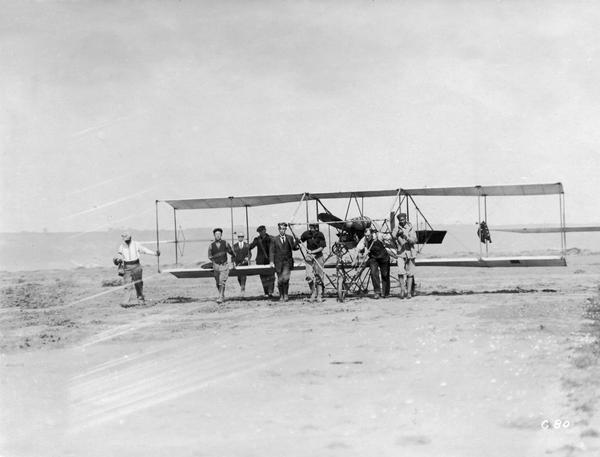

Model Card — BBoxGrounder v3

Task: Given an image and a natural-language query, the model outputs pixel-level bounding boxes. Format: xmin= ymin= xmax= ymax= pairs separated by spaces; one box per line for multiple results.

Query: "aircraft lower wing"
xmin=164 ymin=264 xmax=306 ymax=279
xmin=494 ymin=226 xmax=600 ymax=233
xmin=165 ymin=255 xmax=566 ymax=278
xmin=415 ymin=256 xmax=566 ymax=267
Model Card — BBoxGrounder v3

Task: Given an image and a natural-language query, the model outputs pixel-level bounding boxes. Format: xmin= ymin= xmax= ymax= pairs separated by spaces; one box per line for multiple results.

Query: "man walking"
xmin=249 ymin=225 xmax=275 ymax=297
xmin=300 ymin=223 xmax=326 ymax=302
xmin=356 ymin=228 xmax=390 ymax=299
xmin=394 ymin=212 xmax=418 ymax=298
xmin=269 ymin=222 xmax=299 ymax=301
xmin=115 ymin=232 xmax=160 ymax=307
xmin=208 ymin=228 xmax=234 ymax=304
xmin=233 ymin=232 xmax=251 ymax=294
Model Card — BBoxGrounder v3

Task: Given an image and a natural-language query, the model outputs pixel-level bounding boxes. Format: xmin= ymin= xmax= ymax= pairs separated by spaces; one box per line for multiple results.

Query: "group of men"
xmin=114 ymin=212 xmax=417 ymax=306
xmin=206 ymin=212 xmax=417 ymax=303
xmin=208 ymin=222 xmax=326 ymax=304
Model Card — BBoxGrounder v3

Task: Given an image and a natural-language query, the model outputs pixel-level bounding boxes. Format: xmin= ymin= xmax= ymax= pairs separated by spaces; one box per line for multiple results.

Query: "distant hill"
xmin=1 ymin=225 xmax=598 ymax=272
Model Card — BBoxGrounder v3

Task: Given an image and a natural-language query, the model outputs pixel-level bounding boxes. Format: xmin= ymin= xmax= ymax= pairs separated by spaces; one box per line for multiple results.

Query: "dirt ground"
xmin=1 ymin=255 xmax=600 ymax=457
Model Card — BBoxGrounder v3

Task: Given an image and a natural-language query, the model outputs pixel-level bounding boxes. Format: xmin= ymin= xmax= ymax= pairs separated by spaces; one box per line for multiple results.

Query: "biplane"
xmin=153 ymin=182 xmax=567 ymax=301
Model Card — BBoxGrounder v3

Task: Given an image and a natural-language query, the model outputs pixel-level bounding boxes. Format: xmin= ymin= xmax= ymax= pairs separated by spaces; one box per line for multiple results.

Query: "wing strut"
xmin=173 ymin=206 xmax=179 ymax=264
xmin=559 ymin=192 xmax=567 ymax=257
xmin=484 ymin=194 xmax=489 ymax=256
xmin=245 ymin=205 xmax=250 ymax=263
xmin=229 ymin=197 xmax=234 ymax=246
xmin=155 ymin=200 xmax=161 ymax=273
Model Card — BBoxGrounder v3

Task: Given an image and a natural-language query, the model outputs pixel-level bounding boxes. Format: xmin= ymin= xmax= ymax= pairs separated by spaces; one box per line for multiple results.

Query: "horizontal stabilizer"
xmin=416 ymin=230 xmax=447 ymax=244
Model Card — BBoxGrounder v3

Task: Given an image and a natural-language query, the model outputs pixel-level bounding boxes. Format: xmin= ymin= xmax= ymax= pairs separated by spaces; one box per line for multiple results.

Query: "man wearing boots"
xmin=300 ymin=223 xmax=327 ymax=302
xmin=356 ymin=228 xmax=390 ymax=299
xmin=208 ymin=228 xmax=234 ymax=304
xmin=269 ymin=222 xmax=299 ymax=301
xmin=394 ymin=213 xmax=418 ymax=298
xmin=233 ymin=232 xmax=251 ymax=295
xmin=249 ymin=225 xmax=275 ymax=297
xmin=115 ymin=232 xmax=160 ymax=307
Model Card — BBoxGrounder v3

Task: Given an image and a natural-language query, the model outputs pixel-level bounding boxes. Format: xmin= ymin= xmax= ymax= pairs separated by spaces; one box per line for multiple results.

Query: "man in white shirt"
xmin=114 ymin=232 xmax=160 ymax=307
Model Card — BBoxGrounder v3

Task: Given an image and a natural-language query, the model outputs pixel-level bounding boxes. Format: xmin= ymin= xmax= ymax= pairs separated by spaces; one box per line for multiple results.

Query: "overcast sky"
xmin=1 ymin=0 xmax=599 ymax=233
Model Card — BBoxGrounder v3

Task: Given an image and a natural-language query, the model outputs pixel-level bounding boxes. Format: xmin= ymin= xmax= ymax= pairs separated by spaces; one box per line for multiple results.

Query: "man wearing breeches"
xmin=300 ymin=223 xmax=327 ymax=302
xmin=115 ymin=232 xmax=160 ymax=307
xmin=208 ymin=228 xmax=234 ymax=304
xmin=394 ymin=213 xmax=418 ymax=299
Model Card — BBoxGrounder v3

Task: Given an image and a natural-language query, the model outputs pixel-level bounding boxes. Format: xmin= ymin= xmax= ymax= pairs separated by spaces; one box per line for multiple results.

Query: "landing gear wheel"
xmin=331 ymin=243 xmax=348 ymax=257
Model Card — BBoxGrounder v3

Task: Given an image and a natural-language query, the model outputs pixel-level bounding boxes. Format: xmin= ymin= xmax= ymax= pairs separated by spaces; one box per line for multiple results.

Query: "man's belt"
xmin=124 ymin=260 xmax=140 ymax=265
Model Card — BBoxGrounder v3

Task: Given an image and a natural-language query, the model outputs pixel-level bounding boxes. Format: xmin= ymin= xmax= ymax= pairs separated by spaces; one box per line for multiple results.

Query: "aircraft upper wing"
xmin=401 ymin=183 xmax=563 ymax=197
xmin=164 ymin=193 xmax=305 ymax=209
xmin=162 ymin=183 xmax=564 ymax=210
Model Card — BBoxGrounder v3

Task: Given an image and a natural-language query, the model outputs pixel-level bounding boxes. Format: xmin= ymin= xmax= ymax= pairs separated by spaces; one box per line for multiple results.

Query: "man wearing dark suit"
xmin=233 ymin=233 xmax=251 ymax=294
xmin=249 ymin=225 xmax=275 ymax=297
xmin=356 ymin=228 xmax=390 ymax=299
xmin=269 ymin=222 xmax=299 ymax=301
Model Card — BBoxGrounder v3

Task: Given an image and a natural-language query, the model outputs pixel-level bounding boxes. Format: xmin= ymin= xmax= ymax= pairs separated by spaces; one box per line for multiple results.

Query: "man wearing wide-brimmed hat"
xmin=114 ymin=232 xmax=160 ymax=307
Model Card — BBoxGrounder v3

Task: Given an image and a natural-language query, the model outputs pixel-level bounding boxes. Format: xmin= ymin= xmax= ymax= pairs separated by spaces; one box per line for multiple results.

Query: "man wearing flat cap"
xmin=233 ymin=232 xmax=251 ymax=294
xmin=300 ymin=223 xmax=327 ymax=302
xmin=114 ymin=232 xmax=160 ymax=307
xmin=394 ymin=212 xmax=418 ymax=298
xmin=269 ymin=222 xmax=299 ymax=301
xmin=249 ymin=225 xmax=275 ymax=297
xmin=208 ymin=228 xmax=234 ymax=303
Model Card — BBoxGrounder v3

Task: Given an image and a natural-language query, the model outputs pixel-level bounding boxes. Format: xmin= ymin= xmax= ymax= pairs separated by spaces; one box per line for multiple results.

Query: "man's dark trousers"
xmin=276 ymin=261 xmax=292 ymax=296
xmin=369 ymin=257 xmax=390 ymax=297
xmin=260 ymin=273 xmax=274 ymax=295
